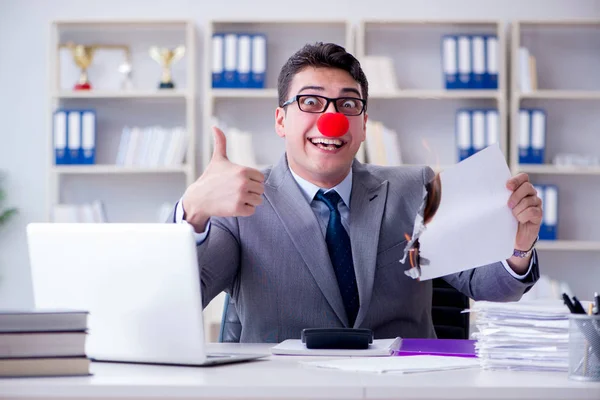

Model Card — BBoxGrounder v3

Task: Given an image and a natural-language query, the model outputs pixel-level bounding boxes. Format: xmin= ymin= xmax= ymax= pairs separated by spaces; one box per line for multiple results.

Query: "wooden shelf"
xmin=516 ymin=90 xmax=600 ymax=100
xmin=370 ymin=90 xmax=500 ymax=100
xmin=54 ymin=91 xmax=190 ymax=99
xmin=210 ymin=89 xmax=278 ymax=99
xmin=516 ymin=164 xmax=600 ymax=176
xmin=52 ymin=165 xmax=189 ymax=175
xmin=536 ymin=240 xmax=600 ymax=251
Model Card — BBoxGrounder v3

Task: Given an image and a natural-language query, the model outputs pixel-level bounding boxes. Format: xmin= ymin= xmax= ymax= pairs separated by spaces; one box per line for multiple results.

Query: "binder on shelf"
xmin=457 ymin=35 xmax=471 ymax=89
xmin=80 ymin=110 xmax=96 ymax=165
xmin=471 ymin=35 xmax=486 ymax=89
xmin=485 ymin=109 xmax=499 ymax=146
xmin=518 ymin=108 xmax=546 ymax=164
xmin=211 ymin=34 xmax=224 ymax=88
xmin=223 ymin=33 xmax=238 ymax=88
xmin=251 ymin=34 xmax=267 ymax=89
xmin=471 ymin=110 xmax=486 ymax=154
xmin=539 ymin=185 xmax=558 ymax=241
xmin=441 ymin=35 xmax=458 ymax=89
xmin=530 ymin=109 xmax=546 ymax=164
xmin=518 ymin=109 xmax=531 ymax=164
xmin=53 ymin=110 xmax=68 ymax=165
xmin=67 ymin=110 xmax=82 ymax=164
xmin=456 ymin=109 xmax=472 ymax=161
xmin=237 ymin=34 xmax=252 ymax=88
xmin=484 ymin=35 xmax=498 ymax=89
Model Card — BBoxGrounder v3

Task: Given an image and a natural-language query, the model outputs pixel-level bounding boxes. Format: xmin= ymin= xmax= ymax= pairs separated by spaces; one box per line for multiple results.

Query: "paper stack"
xmin=468 ymin=300 xmax=570 ymax=372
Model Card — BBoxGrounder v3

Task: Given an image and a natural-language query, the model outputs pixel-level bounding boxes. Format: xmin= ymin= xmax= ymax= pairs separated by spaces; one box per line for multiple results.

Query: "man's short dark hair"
xmin=277 ymin=42 xmax=369 ymax=109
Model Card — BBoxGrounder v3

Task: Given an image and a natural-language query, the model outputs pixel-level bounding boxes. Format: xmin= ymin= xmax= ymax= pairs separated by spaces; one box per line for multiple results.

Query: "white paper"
xmin=302 ymin=355 xmax=479 ymax=374
xmin=271 ymin=338 xmax=401 ymax=357
xmin=409 ymin=144 xmax=517 ymax=280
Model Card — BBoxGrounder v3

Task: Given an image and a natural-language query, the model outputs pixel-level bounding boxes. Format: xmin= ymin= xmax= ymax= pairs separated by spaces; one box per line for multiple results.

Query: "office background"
xmin=0 ymin=0 xmax=599 ymax=324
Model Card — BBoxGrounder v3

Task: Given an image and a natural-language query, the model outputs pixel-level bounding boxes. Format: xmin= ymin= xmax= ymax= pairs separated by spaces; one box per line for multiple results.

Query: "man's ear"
xmin=275 ymin=107 xmax=286 ymax=138
xmin=361 ymin=112 xmax=368 ymax=142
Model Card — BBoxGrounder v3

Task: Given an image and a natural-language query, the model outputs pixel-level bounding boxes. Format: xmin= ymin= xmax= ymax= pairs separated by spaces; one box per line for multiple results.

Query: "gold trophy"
xmin=66 ymin=42 xmax=97 ymax=90
xmin=149 ymin=46 xmax=185 ymax=89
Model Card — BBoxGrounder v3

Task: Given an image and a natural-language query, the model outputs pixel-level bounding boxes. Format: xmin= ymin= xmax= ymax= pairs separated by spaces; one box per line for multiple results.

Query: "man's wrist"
xmin=513 ymin=236 xmax=538 ymax=258
xmin=181 ymin=198 xmax=210 ymax=233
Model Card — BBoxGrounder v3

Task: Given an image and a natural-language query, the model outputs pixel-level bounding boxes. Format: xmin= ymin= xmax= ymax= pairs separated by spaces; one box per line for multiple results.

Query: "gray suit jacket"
xmin=196 ymin=155 xmax=539 ymax=342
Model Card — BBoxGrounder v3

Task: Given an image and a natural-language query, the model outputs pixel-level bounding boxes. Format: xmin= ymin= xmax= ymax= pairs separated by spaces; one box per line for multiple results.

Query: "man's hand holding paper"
xmin=505 ymin=172 xmax=543 ymax=274
xmin=405 ymin=143 xmax=542 ymax=280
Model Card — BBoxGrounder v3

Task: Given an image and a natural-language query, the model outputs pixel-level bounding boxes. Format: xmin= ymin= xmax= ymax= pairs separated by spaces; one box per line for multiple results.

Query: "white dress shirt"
xmin=174 ymin=167 xmax=533 ymax=279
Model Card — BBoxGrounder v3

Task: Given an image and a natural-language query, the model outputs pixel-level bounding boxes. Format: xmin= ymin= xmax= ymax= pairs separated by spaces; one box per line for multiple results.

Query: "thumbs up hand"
xmin=182 ymin=126 xmax=265 ymax=232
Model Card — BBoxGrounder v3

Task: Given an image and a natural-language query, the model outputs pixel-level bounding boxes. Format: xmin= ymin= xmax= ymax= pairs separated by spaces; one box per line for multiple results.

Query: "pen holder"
xmin=568 ymin=314 xmax=600 ymax=381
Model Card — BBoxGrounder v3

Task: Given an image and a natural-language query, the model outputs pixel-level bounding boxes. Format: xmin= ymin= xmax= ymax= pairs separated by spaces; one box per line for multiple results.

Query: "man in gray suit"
xmin=176 ymin=42 xmax=541 ymax=343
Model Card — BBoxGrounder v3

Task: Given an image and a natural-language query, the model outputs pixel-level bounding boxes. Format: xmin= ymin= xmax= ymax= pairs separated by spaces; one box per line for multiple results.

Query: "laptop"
xmin=26 ymin=222 xmax=267 ymax=366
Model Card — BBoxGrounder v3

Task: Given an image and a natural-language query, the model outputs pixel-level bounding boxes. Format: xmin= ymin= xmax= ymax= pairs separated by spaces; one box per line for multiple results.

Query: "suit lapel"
xmin=349 ymin=161 xmax=388 ymax=328
xmin=264 ymin=156 xmax=348 ymax=326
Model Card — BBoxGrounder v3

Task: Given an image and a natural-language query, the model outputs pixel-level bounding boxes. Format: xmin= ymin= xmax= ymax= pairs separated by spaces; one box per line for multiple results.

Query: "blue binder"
xmin=67 ymin=110 xmax=82 ymax=164
xmin=53 ymin=110 xmax=68 ymax=165
xmin=80 ymin=110 xmax=96 ymax=165
xmin=237 ymin=34 xmax=252 ymax=88
xmin=471 ymin=35 xmax=486 ymax=89
xmin=518 ymin=109 xmax=532 ymax=164
xmin=441 ymin=35 xmax=459 ymax=90
xmin=484 ymin=35 xmax=499 ymax=89
xmin=538 ymin=185 xmax=558 ymax=240
xmin=457 ymin=35 xmax=471 ymax=89
xmin=223 ymin=33 xmax=239 ymax=88
xmin=211 ymin=34 xmax=224 ymax=88
xmin=456 ymin=108 xmax=472 ymax=161
xmin=250 ymin=34 xmax=267 ymax=89
xmin=530 ymin=109 xmax=546 ymax=164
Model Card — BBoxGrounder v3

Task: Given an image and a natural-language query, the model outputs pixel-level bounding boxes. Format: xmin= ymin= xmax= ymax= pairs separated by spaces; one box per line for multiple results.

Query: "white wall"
xmin=1 ymin=0 xmax=599 ymax=308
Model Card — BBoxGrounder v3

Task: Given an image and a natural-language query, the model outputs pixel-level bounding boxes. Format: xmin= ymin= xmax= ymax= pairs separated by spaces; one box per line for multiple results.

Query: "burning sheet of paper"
xmin=404 ymin=143 xmax=517 ymax=280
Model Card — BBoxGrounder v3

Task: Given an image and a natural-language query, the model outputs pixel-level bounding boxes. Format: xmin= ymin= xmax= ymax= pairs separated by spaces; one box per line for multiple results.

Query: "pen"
xmin=594 ymin=292 xmax=599 ymax=316
xmin=572 ymin=296 xmax=587 ymax=314
xmin=562 ymin=293 xmax=577 ymax=313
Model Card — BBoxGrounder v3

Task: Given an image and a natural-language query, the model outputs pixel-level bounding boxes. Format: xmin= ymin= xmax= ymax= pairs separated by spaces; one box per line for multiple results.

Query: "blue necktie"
xmin=315 ymin=189 xmax=359 ymax=326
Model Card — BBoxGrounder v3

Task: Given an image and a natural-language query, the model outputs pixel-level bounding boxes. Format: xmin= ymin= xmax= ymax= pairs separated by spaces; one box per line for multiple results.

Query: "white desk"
xmin=1 ymin=343 xmax=598 ymax=400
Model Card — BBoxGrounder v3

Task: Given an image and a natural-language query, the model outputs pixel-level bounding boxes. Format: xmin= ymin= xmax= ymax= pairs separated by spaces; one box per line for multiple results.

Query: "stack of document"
xmin=468 ymin=300 xmax=570 ymax=372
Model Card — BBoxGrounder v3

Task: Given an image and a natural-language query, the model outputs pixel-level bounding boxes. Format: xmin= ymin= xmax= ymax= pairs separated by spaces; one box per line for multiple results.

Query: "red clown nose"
xmin=317 ymin=113 xmax=349 ymax=138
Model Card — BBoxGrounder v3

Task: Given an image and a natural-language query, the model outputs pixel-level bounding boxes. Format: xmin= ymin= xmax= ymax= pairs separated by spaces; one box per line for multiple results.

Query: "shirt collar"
xmin=289 ymin=166 xmax=353 ymax=209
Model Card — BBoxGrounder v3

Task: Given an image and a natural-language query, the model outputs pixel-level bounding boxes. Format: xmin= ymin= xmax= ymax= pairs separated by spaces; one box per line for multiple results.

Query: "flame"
xmin=421 ymin=138 xmax=441 ymax=173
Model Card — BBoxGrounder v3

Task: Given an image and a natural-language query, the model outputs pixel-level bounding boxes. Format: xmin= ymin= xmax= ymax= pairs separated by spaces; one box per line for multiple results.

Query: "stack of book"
xmin=468 ymin=301 xmax=570 ymax=372
xmin=0 ymin=309 xmax=90 ymax=377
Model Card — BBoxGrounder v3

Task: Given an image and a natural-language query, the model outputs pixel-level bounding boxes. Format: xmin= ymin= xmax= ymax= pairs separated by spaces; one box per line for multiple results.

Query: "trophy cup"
xmin=149 ymin=46 xmax=185 ymax=89
xmin=66 ymin=42 xmax=97 ymax=90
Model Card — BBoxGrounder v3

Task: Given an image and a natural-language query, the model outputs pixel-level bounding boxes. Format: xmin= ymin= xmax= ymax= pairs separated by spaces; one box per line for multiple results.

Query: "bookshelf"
xmin=48 ymin=19 xmax=196 ymax=223
xmin=201 ymin=19 xmax=353 ymax=341
xmin=510 ymin=20 xmax=600 ymax=294
xmin=356 ymin=19 xmax=508 ymax=168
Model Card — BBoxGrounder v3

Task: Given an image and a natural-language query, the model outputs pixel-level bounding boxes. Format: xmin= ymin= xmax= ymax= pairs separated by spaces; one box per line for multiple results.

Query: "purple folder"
xmin=392 ymin=339 xmax=477 ymax=358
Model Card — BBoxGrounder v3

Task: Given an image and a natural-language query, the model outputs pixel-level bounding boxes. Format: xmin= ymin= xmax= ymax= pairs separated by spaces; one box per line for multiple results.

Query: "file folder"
xmin=485 ymin=35 xmax=498 ymax=89
xmin=53 ymin=110 xmax=68 ymax=165
xmin=456 ymin=109 xmax=472 ymax=161
xmin=251 ymin=34 xmax=267 ymax=89
xmin=518 ymin=109 xmax=531 ymax=164
xmin=211 ymin=34 xmax=224 ymax=88
xmin=485 ymin=109 xmax=499 ymax=146
xmin=237 ymin=34 xmax=252 ymax=88
xmin=457 ymin=35 xmax=471 ymax=89
xmin=530 ymin=109 xmax=546 ymax=164
xmin=67 ymin=110 xmax=82 ymax=164
xmin=442 ymin=35 xmax=458 ymax=90
xmin=471 ymin=35 xmax=485 ymax=89
xmin=223 ymin=33 xmax=238 ymax=88
xmin=472 ymin=109 xmax=486 ymax=154
xmin=81 ymin=110 xmax=96 ymax=165
xmin=540 ymin=185 xmax=558 ymax=240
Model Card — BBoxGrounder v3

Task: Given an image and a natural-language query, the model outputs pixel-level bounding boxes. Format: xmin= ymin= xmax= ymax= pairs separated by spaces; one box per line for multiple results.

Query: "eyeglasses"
xmin=281 ymin=94 xmax=366 ymax=116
